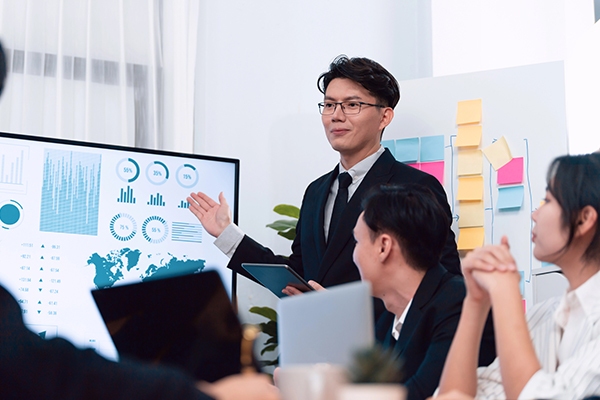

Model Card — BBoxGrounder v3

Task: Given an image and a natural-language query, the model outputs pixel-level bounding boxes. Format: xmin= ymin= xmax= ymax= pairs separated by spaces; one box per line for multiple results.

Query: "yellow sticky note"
xmin=456 ymin=125 xmax=482 ymax=148
xmin=457 ymin=149 xmax=483 ymax=176
xmin=457 ymin=227 xmax=485 ymax=250
xmin=456 ymin=99 xmax=482 ymax=125
xmin=457 ymin=176 xmax=484 ymax=201
xmin=482 ymin=136 xmax=513 ymax=170
xmin=458 ymin=201 xmax=484 ymax=228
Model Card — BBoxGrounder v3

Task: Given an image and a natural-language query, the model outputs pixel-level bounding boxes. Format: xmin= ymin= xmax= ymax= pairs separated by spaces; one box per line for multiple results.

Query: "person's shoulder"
xmin=305 ymin=167 xmax=337 ymax=191
xmin=435 ymin=272 xmax=466 ymax=302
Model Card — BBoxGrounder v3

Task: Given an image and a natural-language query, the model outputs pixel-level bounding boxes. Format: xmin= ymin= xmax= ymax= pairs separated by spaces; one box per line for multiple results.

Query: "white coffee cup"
xmin=276 ymin=363 xmax=348 ymax=400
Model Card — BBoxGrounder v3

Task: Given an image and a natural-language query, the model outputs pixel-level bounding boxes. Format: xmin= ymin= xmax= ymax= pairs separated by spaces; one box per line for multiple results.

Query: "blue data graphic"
xmin=171 ymin=221 xmax=202 ymax=243
xmin=177 ymin=200 xmax=190 ymax=209
xmin=147 ymin=193 xmax=165 ymax=206
xmin=142 ymin=216 xmax=168 ymax=244
xmin=39 ymin=150 xmax=101 ymax=235
xmin=146 ymin=161 xmax=169 ymax=185
xmin=0 ymin=199 xmax=24 ymax=229
xmin=176 ymin=164 xmax=199 ymax=188
xmin=116 ymin=158 xmax=140 ymax=182
xmin=109 ymin=213 xmax=137 ymax=241
xmin=0 ymin=144 xmax=28 ymax=194
xmin=117 ymin=186 xmax=136 ymax=204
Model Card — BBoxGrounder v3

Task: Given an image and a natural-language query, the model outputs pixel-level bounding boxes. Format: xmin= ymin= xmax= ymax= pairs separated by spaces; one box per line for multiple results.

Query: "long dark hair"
xmin=546 ymin=153 xmax=600 ymax=263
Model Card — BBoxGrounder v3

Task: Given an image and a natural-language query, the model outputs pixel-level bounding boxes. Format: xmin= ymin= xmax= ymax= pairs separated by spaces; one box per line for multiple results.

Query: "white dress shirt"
xmin=475 ymin=269 xmax=600 ymax=399
xmin=391 ymin=299 xmax=413 ymax=341
xmin=323 ymin=146 xmax=385 ymax=239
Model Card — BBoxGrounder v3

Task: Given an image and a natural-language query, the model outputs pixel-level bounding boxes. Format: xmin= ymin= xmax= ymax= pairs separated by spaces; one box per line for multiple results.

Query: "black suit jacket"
xmin=229 ymin=148 xmax=460 ymax=288
xmin=0 ymin=285 xmax=212 ymax=400
xmin=375 ymin=265 xmax=496 ymax=400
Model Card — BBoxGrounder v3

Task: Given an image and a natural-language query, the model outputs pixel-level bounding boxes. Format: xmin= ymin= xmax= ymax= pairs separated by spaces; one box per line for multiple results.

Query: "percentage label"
xmin=183 ymin=174 xmax=191 ymax=179
xmin=124 ymin=167 xmax=133 ymax=173
xmin=153 ymin=170 xmax=162 ymax=176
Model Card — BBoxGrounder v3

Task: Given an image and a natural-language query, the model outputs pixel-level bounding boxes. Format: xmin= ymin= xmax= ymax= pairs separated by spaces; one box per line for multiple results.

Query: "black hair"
xmin=361 ymin=183 xmax=450 ymax=272
xmin=546 ymin=153 xmax=600 ymax=263
xmin=317 ymin=55 xmax=400 ymax=109
xmin=0 ymin=41 xmax=6 ymax=96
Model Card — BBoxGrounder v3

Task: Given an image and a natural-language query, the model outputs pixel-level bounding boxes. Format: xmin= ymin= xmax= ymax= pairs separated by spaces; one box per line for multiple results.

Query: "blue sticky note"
xmin=420 ymin=135 xmax=445 ymax=162
xmin=519 ymin=271 xmax=524 ymax=296
xmin=395 ymin=138 xmax=420 ymax=163
xmin=497 ymin=185 xmax=524 ymax=210
xmin=381 ymin=140 xmax=396 ymax=155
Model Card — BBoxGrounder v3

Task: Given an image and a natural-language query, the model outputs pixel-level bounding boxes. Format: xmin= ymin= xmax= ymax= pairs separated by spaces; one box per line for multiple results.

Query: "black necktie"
xmin=329 ymin=172 xmax=352 ymax=241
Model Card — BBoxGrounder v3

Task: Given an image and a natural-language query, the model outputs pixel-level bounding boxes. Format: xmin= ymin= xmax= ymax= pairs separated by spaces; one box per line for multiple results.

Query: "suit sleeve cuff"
xmin=213 ymin=223 xmax=245 ymax=258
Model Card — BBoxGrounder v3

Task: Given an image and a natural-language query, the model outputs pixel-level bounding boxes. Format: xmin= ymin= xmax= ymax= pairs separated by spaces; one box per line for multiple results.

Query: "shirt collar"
xmin=391 ymin=298 xmax=413 ymax=340
xmin=554 ymin=269 xmax=600 ymax=327
xmin=338 ymin=146 xmax=385 ymax=182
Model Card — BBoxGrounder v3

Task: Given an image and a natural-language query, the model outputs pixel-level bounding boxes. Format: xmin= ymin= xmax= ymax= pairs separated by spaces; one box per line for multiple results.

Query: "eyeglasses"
xmin=318 ymin=101 xmax=385 ymax=115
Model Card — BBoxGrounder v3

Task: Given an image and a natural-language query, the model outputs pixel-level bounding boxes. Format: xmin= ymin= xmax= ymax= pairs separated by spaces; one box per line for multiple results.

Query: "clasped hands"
xmin=462 ymin=236 xmax=522 ymax=307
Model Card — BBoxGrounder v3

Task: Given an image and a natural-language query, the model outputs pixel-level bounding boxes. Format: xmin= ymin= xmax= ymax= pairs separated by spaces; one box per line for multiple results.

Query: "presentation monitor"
xmin=0 ymin=131 xmax=239 ymax=361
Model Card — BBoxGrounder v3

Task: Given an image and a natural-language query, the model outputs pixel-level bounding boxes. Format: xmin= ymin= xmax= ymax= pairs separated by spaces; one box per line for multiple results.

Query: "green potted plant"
xmin=248 ymin=204 xmax=300 ymax=368
xmin=339 ymin=345 xmax=406 ymax=400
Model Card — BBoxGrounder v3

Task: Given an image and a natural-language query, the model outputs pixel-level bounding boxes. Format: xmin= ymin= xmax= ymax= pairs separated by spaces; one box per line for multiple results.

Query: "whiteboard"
xmin=384 ymin=61 xmax=568 ymax=307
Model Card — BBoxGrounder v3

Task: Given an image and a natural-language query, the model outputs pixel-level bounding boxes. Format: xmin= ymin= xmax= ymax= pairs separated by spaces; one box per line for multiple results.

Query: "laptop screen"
xmin=91 ymin=270 xmax=242 ymax=382
xmin=277 ymin=281 xmax=374 ymax=367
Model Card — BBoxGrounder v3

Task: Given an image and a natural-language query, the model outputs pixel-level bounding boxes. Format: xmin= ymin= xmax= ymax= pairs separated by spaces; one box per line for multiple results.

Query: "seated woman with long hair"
xmin=436 ymin=153 xmax=600 ymax=399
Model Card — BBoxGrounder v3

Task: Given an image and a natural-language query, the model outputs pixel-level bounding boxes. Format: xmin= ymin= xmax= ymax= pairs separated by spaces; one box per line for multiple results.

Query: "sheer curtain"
xmin=0 ymin=0 xmax=198 ymax=151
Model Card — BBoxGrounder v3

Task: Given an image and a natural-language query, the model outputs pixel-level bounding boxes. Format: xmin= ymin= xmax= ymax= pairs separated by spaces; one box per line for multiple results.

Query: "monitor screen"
xmin=0 ymin=132 xmax=239 ymax=360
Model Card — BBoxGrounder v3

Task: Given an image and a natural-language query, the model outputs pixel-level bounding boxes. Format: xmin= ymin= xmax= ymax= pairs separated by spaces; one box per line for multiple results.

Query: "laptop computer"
xmin=91 ymin=270 xmax=242 ymax=382
xmin=277 ymin=281 xmax=374 ymax=367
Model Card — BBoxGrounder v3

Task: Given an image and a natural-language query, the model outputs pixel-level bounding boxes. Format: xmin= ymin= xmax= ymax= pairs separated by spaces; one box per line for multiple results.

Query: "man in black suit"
xmin=352 ymin=184 xmax=495 ymax=400
xmin=188 ymin=55 xmax=459 ymax=296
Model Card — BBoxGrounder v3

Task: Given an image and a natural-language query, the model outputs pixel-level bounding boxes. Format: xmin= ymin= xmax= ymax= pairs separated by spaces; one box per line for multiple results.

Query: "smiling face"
xmin=532 ymin=190 xmax=569 ymax=263
xmin=322 ymin=78 xmax=393 ymax=169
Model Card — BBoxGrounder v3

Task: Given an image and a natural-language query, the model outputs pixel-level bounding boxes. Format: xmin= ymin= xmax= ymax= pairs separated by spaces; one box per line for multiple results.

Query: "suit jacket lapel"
xmin=317 ymin=149 xmax=396 ymax=282
xmin=313 ymin=166 xmax=338 ymax=263
xmin=394 ymin=265 xmax=447 ymax=357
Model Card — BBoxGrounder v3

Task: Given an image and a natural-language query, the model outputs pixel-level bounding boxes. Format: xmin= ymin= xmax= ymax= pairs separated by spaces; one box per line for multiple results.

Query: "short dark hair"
xmin=317 ymin=55 xmax=400 ymax=109
xmin=546 ymin=153 xmax=600 ymax=263
xmin=0 ymin=41 xmax=6 ymax=96
xmin=361 ymin=183 xmax=450 ymax=272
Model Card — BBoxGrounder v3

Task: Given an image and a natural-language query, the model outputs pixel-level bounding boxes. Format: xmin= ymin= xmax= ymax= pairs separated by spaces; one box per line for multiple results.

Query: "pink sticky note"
xmin=420 ymin=161 xmax=444 ymax=185
xmin=497 ymin=157 xmax=523 ymax=185
xmin=408 ymin=163 xmax=421 ymax=170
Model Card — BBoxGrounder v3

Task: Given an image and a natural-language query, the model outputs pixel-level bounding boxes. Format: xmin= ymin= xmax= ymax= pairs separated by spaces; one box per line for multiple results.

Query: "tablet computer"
xmin=241 ymin=263 xmax=315 ymax=298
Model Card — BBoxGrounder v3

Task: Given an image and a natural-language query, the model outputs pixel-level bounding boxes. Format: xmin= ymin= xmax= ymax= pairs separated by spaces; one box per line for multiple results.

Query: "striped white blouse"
xmin=475 ymin=270 xmax=600 ymax=399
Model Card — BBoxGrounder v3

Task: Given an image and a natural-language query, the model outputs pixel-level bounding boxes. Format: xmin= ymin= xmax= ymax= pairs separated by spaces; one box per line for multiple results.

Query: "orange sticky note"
xmin=457 ymin=227 xmax=485 ymax=250
xmin=455 ymin=125 xmax=482 ymax=148
xmin=457 ymin=176 xmax=484 ymax=201
xmin=458 ymin=201 xmax=484 ymax=228
xmin=482 ymin=136 xmax=512 ymax=170
xmin=457 ymin=149 xmax=483 ymax=176
xmin=456 ymin=99 xmax=482 ymax=125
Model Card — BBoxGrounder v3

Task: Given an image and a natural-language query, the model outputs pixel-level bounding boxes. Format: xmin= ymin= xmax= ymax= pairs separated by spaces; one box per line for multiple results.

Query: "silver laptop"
xmin=277 ymin=281 xmax=374 ymax=367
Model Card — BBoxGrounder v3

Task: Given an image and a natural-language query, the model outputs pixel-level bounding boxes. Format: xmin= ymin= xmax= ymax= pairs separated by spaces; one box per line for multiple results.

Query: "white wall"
xmin=430 ymin=0 xmax=600 ymax=153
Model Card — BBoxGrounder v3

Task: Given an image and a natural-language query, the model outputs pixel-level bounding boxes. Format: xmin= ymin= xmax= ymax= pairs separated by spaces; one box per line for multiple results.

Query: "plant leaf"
xmin=266 ymin=219 xmax=297 ymax=232
xmin=277 ymin=228 xmax=296 ymax=240
xmin=260 ymin=358 xmax=280 ymax=367
xmin=259 ymin=321 xmax=278 ymax=338
xmin=273 ymin=204 xmax=300 ymax=219
xmin=260 ymin=344 xmax=278 ymax=355
xmin=248 ymin=306 xmax=278 ymax=322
